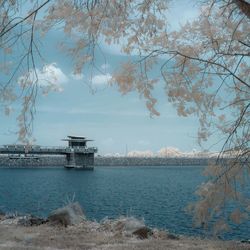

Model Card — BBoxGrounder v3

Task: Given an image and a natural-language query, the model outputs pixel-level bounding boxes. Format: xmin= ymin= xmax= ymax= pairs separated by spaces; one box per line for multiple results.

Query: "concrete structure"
xmin=62 ymin=136 xmax=97 ymax=169
xmin=0 ymin=136 xmax=97 ymax=169
xmin=94 ymin=156 xmax=214 ymax=166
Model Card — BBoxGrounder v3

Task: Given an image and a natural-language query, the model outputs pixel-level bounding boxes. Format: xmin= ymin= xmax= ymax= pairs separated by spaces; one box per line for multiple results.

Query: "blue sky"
xmin=0 ymin=1 xmax=214 ymax=155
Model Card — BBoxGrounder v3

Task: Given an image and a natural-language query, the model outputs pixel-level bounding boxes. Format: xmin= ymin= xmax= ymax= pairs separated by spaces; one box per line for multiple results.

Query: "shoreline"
xmin=0 ymin=211 xmax=249 ymax=250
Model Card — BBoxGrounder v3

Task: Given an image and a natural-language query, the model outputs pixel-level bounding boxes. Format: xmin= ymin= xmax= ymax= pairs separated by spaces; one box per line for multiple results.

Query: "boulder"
xmin=241 ymin=239 xmax=250 ymax=244
xmin=152 ymin=229 xmax=180 ymax=240
xmin=18 ymin=215 xmax=48 ymax=226
xmin=100 ymin=216 xmax=146 ymax=236
xmin=30 ymin=216 xmax=48 ymax=226
xmin=132 ymin=226 xmax=153 ymax=239
xmin=122 ymin=217 xmax=145 ymax=234
xmin=48 ymin=202 xmax=85 ymax=226
xmin=167 ymin=233 xmax=180 ymax=240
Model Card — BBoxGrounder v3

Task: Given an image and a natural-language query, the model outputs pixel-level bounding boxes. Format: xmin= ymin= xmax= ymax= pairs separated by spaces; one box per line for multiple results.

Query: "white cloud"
xmin=18 ymin=63 xmax=68 ymax=92
xmin=35 ymin=63 xmax=68 ymax=87
xmin=92 ymin=73 xmax=112 ymax=85
xmin=42 ymin=63 xmax=68 ymax=84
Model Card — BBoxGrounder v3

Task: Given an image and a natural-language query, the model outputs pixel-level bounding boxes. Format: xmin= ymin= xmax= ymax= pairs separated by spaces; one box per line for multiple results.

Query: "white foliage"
xmin=127 ymin=150 xmax=154 ymax=157
xmin=157 ymin=147 xmax=182 ymax=157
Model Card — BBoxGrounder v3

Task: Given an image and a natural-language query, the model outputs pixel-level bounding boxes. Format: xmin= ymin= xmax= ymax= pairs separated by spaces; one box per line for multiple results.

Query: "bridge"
xmin=0 ymin=145 xmax=97 ymax=155
xmin=0 ymin=136 xmax=98 ymax=169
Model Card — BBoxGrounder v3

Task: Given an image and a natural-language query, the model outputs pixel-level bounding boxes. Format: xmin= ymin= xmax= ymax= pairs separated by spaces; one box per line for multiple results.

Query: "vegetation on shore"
xmin=0 ymin=202 xmax=249 ymax=250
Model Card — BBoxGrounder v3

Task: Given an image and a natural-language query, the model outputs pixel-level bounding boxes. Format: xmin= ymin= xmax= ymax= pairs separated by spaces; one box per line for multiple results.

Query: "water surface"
xmin=0 ymin=166 xmax=249 ymax=240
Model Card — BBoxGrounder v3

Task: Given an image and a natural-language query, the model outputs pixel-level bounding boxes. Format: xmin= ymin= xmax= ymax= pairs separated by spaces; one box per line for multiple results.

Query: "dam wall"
xmin=0 ymin=154 xmax=67 ymax=167
xmin=0 ymin=155 xmax=241 ymax=168
xmin=94 ymin=156 xmax=215 ymax=166
xmin=0 ymin=155 xmax=215 ymax=167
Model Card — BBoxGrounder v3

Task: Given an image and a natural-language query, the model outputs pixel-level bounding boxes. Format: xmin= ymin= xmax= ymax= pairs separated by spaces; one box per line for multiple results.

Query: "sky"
xmin=0 ymin=0 xmax=215 ymax=155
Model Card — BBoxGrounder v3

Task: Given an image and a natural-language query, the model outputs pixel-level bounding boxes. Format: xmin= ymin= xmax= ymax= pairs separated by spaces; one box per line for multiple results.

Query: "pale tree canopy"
xmin=0 ymin=0 xmax=249 ymax=233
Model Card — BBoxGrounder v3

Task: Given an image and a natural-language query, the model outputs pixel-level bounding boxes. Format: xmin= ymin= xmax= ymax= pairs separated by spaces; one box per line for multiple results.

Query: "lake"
xmin=0 ymin=166 xmax=249 ymax=240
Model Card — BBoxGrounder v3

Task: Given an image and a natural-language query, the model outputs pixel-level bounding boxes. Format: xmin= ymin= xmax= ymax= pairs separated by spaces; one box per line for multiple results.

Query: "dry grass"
xmin=0 ymin=219 xmax=249 ymax=250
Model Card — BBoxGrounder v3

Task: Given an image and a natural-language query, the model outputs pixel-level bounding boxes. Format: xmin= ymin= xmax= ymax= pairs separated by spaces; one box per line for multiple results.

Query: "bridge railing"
xmin=0 ymin=145 xmax=98 ymax=154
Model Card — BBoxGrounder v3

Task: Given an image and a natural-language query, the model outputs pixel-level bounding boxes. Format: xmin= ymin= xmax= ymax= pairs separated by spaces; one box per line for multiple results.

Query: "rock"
xmin=18 ymin=215 xmax=48 ymax=226
xmin=0 ymin=217 xmax=19 ymax=225
xmin=100 ymin=216 xmax=146 ymax=237
xmin=48 ymin=202 xmax=85 ymax=226
xmin=151 ymin=229 xmax=180 ymax=240
xmin=122 ymin=217 xmax=145 ymax=234
xmin=241 ymin=239 xmax=250 ymax=244
xmin=18 ymin=216 xmax=32 ymax=226
xmin=132 ymin=227 xmax=153 ymax=239
xmin=0 ymin=210 xmax=5 ymax=220
xmin=4 ymin=212 xmax=18 ymax=219
xmin=167 ymin=233 xmax=180 ymax=240
xmin=152 ymin=229 xmax=168 ymax=239
xmin=30 ymin=216 xmax=48 ymax=226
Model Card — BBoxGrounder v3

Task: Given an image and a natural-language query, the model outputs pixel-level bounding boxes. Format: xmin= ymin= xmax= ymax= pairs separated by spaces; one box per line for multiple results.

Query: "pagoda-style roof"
xmin=68 ymin=135 xmax=86 ymax=139
xmin=62 ymin=135 xmax=93 ymax=142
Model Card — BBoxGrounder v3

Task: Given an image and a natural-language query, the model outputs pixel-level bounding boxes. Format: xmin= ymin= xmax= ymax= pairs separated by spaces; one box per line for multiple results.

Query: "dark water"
xmin=0 ymin=166 xmax=249 ymax=240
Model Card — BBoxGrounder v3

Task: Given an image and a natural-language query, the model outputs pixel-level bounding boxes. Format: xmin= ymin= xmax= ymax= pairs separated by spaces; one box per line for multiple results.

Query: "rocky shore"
xmin=0 ymin=203 xmax=249 ymax=250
